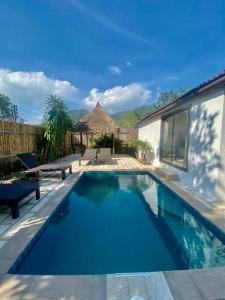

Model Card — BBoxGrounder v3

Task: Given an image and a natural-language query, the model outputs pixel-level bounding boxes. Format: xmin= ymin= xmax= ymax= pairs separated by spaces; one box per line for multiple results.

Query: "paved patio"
xmin=0 ymin=154 xmax=225 ymax=299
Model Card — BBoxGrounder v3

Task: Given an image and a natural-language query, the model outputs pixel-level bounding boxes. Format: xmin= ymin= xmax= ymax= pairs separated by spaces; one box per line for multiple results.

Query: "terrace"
xmin=1 ymin=84 xmax=225 ymax=299
xmin=0 ymin=154 xmax=225 ymax=299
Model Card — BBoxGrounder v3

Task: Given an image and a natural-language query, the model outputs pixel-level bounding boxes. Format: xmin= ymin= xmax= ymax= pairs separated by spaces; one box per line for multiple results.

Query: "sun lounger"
xmin=97 ymin=148 xmax=112 ymax=163
xmin=79 ymin=149 xmax=97 ymax=166
xmin=0 ymin=183 xmax=40 ymax=219
xmin=17 ymin=153 xmax=72 ymax=180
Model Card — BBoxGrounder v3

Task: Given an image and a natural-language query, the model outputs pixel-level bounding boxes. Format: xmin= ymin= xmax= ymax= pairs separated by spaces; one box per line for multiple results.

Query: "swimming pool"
xmin=11 ymin=171 xmax=225 ymax=275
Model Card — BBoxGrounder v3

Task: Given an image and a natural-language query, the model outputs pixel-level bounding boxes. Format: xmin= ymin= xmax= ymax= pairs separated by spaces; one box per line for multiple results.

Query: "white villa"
xmin=137 ymin=71 xmax=225 ymax=203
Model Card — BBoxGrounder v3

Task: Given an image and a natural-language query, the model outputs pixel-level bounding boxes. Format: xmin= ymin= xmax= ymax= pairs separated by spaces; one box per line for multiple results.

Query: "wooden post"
xmin=112 ymin=133 xmax=115 ymax=155
xmin=71 ymin=133 xmax=74 ymax=153
xmin=86 ymin=133 xmax=89 ymax=148
xmin=80 ymin=132 xmax=83 ymax=154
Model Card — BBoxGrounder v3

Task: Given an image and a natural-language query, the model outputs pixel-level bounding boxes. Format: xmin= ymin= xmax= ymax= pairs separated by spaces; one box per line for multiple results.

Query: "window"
xmin=160 ymin=109 xmax=189 ymax=170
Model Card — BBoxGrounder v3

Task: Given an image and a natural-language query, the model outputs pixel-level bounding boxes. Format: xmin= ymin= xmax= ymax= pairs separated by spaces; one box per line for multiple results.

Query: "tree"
xmin=0 ymin=93 xmax=12 ymax=120
xmin=157 ymin=88 xmax=187 ymax=107
xmin=42 ymin=95 xmax=73 ymax=161
xmin=116 ymin=111 xmax=140 ymax=128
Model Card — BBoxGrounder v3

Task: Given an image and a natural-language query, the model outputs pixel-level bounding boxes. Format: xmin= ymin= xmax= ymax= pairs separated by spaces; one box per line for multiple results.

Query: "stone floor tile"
xmin=0 ymin=225 xmax=10 ymax=235
xmin=30 ymin=196 xmax=51 ymax=213
xmin=107 ymin=276 xmax=130 ymax=300
xmin=145 ymin=273 xmax=173 ymax=300
xmin=0 ymin=275 xmax=106 ymax=300
xmin=127 ymin=276 xmax=150 ymax=300
xmin=0 ymin=240 xmax=7 ymax=248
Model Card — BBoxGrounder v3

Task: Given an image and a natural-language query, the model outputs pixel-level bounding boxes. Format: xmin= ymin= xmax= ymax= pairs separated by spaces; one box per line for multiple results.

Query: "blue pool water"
xmin=12 ymin=172 xmax=225 ymax=275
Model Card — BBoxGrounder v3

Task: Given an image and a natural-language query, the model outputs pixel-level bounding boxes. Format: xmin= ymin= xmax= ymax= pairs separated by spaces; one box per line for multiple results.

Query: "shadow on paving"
xmin=0 ymin=274 xmax=107 ymax=300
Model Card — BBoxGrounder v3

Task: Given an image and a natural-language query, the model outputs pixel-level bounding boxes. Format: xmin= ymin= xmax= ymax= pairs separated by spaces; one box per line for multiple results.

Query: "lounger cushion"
xmin=17 ymin=153 xmax=72 ymax=172
xmin=0 ymin=183 xmax=38 ymax=202
xmin=17 ymin=153 xmax=40 ymax=168
xmin=29 ymin=163 xmax=71 ymax=172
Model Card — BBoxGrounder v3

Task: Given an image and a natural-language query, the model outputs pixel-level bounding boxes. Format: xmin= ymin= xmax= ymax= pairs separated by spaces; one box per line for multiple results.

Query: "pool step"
xmin=155 ymin=168 xmax=180 ymax=181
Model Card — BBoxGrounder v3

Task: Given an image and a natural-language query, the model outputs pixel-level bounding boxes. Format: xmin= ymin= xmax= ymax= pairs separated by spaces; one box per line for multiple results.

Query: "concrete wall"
xmin=138 ymin=117 xmax=161 ymax=166
xmin=138 ymin=86 xmax=225 ymax=202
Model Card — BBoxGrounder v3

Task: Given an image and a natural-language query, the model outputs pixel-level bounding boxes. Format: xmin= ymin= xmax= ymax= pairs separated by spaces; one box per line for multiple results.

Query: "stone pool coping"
xmin=0 ymin=166 xmax=225 ymax=299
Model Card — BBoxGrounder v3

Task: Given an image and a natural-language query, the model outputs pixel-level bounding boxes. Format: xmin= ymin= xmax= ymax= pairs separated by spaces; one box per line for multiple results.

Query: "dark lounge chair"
xmin=0 ymin=183 xmax=40 ymax=219
xmin=17 ymin=153 xmax=72 ymax=180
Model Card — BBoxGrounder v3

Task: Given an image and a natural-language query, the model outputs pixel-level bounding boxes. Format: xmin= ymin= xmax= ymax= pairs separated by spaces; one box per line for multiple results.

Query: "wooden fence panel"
xmin=0 ymin=120 xmax=42 ymax=157
xmin=64 ymin=131 xmax=72 ymax=155
xmin=0 ymin=120 xmax=73 ymax=177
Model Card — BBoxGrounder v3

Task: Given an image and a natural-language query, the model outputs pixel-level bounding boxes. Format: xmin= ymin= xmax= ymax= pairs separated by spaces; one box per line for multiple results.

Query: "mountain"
xmin=69 ymin=105 xmax=155 ymax=128
xmin=133 ymin=105 xmax=156 ymax=119
xmin=111 ymin=111 xmax=140 ymax=128
xmin=69 ymin=109 xmax=89 ymax=123
xmin=69 ymin=90 xmax=185 ymax=128
xmin=111 ymin=105 xmax=155 ymax=128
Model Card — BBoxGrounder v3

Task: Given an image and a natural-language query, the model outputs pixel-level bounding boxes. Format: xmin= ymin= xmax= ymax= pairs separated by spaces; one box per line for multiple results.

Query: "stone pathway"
xmin=64 ymin=153 xmax=148 ymax=170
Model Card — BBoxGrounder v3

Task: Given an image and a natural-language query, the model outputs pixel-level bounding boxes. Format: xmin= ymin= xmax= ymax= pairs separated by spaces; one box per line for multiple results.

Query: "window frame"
xmin=159 ymin=107 xmax=190 ymax=172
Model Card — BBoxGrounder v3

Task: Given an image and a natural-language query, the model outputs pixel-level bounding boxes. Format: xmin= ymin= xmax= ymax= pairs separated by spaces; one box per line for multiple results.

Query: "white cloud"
xmin=83 ymin=83 xmax=151 ymax=113
xmin=126 ymin=61 xmax=133 ymax=66
xmin=0 ymin=69 xmax=78 ymax=123
xmin=108 ymin=66 xmax=122 ymax=75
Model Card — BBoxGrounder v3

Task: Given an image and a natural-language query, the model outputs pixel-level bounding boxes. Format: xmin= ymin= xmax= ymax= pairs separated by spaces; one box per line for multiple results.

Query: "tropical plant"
xmin=0 ymin=93 xmax=12 ymax=120
xmin=128 ymin=138 xmax=152 ymax=159
xmin=92 ymin=132 xmax=113 ymax=149
xmin=89 ymin=132 xmax=123 ymax=154
xmin=41 ymin=95 xmax=73 ymax=162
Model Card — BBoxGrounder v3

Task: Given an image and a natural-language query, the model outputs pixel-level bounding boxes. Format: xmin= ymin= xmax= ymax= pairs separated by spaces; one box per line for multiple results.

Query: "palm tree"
xmin=43 ymin=95 xmax=72 ymax=161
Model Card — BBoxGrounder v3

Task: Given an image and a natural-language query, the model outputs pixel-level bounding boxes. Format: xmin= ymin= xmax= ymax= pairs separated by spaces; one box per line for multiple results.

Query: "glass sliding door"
xmin=160 ymin=115 xmax=173 ymax=164
xmin=172 ymin=111 xmax=189 ymax=169
xmin=160 ymin=109 xmax=189 ymax=170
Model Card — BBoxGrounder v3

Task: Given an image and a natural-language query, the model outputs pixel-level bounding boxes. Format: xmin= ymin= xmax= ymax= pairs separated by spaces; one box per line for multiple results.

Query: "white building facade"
xmin=137 ymin=72 xmax=225 ymax=203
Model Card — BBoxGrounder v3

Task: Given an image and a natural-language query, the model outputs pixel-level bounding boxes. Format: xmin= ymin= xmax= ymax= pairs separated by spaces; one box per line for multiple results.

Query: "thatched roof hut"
xmin=73 ymin=102 xmax=118 ymax=134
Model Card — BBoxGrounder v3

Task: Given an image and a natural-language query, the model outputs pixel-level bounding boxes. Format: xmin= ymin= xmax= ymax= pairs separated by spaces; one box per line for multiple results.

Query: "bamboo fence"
xmin=0 ymin=120 xmax=72 ymax=177
xmin=64 ymin=131 xmax=72 ymax=155
xmin=0 ymin=120 xmax=42 ymax=157
xmin=0 ymin=120 xmax=42 ymax=176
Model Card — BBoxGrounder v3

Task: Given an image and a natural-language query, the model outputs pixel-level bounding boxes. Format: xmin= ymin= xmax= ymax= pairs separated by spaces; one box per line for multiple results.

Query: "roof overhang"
xmin=135 ymin=70 xmax=225 ymax=127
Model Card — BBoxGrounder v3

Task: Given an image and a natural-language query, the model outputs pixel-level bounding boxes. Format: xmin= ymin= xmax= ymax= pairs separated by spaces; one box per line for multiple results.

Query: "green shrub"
xmin=127 ymin=139 xmax=152 ymax=159
xmin=90 ymin=132 xmax=123 ymax=154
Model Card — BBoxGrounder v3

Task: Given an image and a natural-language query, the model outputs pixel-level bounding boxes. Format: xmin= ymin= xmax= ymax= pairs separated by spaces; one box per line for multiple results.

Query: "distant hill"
xmin=69 ymin=89 xmax=186 ymax=128
xmin=111 ymin=105 xmax=155 ymax=128
xmin=69 ymin=105 xmax=155 ymax=128
xmin=69 ymin=109 xmax=89 ymax=123
xmin=111 ymin=111 xmax=140 ymax=128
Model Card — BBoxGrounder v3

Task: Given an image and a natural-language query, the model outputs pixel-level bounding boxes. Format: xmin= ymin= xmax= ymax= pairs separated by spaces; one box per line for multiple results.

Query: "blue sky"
xmin=0 ymin=0 xmax=225 ymax=122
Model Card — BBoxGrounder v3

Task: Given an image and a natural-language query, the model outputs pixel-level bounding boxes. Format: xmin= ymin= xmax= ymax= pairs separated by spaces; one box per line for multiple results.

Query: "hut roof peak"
xmin=73 ymin=101 xmax=118 ymax=133
xmin=95 ymin=101 xmax=101 ymax=108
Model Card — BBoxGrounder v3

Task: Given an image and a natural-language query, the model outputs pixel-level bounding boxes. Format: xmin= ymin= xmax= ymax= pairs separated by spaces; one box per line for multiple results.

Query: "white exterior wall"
xmin=138 ymin=87 xmax=225 ymax=202
xmin=138 ymin=118 xmax=161 ymax=166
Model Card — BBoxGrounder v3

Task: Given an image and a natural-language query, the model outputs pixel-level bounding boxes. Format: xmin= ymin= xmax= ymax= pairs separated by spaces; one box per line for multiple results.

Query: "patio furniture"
xmin=79 ymin=149 xmax=97 ymax=166
xmin=0 ymin=182 xmax=40 ymax=219
xmin=97 ymin=148 xmax=112 ymax=163
xmin=17 ymin=153 xmax=72 ymax=180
